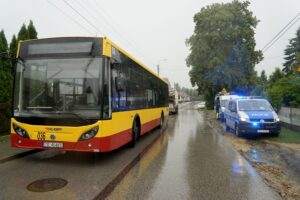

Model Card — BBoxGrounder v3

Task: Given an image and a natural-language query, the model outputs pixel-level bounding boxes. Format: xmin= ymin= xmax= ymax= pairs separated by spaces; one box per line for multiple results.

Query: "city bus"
xmin=11 ymin=37 xmax=169 ymax=152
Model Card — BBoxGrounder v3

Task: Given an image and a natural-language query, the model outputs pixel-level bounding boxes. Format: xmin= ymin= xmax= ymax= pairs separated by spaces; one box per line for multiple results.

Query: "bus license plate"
xmin=43 ymin=142 xmax=63 ymax=148
xmin=257 ymin=130 xmax=269 ymax=133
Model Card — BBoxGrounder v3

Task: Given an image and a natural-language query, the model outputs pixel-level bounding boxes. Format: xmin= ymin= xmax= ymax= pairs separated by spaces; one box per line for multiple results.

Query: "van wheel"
xmin=129 ymin=120 xmax=139 ymax=148
xmin=224 ymin=120 xmax=230 ymax=132
xmin=235 ymin=124 xmax=241 ymax=137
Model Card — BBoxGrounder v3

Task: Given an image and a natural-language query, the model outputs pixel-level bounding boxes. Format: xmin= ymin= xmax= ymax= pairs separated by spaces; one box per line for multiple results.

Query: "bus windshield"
xmin=237 ymin=100 xmax=273 ymax=111
xmin=13 ymin=57 xmax=102 ymax=121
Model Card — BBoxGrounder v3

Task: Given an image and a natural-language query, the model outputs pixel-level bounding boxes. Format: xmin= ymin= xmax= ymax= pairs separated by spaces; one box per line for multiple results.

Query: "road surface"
xmin=0 ymin=103 xmax=281 ymax=200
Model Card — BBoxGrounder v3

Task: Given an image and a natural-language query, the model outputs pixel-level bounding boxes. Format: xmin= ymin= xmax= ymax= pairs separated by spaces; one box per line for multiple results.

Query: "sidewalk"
xmin=0 ymin=136 xmax=30 ymax=160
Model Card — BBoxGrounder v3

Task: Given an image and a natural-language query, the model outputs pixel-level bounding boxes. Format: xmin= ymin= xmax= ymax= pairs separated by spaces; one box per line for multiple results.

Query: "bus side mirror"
xmin=115 ymin=77 xmax=125 ymax=92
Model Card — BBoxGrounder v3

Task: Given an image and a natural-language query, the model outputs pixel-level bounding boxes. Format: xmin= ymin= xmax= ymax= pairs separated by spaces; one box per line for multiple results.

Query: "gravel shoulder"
xmin=205 ymin=110 xmax=300 ymax=200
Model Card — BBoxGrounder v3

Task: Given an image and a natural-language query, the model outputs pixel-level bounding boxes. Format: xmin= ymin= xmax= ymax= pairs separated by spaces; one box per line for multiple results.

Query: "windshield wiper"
xmin=55 ymin=111 xmax=90 ymax=123
xmin=26 ymin=106 xmax=54 ymax=110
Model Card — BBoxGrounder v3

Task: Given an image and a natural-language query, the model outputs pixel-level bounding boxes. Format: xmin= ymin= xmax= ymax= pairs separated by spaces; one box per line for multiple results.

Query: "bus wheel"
xmin=129 ymin=119 xmax=139 ymax=148
xmin=159 ymin=113 xmax=164 ymax=128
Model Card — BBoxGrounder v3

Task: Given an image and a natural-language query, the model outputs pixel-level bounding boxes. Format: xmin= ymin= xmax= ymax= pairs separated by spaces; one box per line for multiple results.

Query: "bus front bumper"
xmin=11 ymin=133 xmax=102 ymax=152
xmin=11 ymin=129 xmax=132 ymax=153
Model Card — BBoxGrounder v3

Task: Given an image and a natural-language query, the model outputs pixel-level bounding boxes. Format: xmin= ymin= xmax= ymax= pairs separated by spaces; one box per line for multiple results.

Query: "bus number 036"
xmin=37 ymin=132 xmax=46 ymax=140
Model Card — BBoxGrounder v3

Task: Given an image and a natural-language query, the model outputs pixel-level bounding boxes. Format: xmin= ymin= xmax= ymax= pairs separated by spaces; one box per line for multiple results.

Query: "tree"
xmin=9 ymin=35 xmax=17 ymax=66
xmin=283 ymin=27 xmax=300 ymax=74
xmin=260 ymin=70 xmax=267 ymax=84
xmin=0 ymin=30 xmax=11 ymax=74
xmin=17 ymin=24 xmax=29 ymax=41
xmin=0 ymin=30 xmax=12 ymax=132
xmin=268 ymin=67 xmax=284 ymax=86
xmin=174 ymin=83 xmax=181 ymax=92
xmin=186 ymin=0 xmax=262 ymax=108
xmin=27 ymin=20 xmax=38 ymax=39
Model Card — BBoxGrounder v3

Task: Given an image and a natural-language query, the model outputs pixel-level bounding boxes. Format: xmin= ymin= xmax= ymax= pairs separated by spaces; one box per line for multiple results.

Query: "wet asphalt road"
xmin=0 ymin=103 xmax=281 ymax=200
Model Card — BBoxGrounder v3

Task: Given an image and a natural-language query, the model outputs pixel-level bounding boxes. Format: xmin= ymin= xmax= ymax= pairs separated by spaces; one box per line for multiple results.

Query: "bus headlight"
xmin=79 ymin=126 xmax=99 ymax=141
xmin=13 ymin=124 xmax=29 ymax=139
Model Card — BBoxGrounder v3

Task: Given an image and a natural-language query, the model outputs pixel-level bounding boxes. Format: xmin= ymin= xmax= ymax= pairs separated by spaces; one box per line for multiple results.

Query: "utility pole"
xmin=157 ymin=59 xmax=167 ymax=76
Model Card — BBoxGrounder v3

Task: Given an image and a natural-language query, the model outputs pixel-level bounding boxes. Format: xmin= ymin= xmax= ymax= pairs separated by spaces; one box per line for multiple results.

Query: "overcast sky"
xmin=0 ymin=0 xmax=299 ymax=88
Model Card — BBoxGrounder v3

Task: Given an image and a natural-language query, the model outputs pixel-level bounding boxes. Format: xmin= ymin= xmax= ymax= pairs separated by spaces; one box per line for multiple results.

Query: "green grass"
xmin=0 ymin=135 xmax=10 ymax=142
xmin=269 ymin=127 xmax=300 ymax=144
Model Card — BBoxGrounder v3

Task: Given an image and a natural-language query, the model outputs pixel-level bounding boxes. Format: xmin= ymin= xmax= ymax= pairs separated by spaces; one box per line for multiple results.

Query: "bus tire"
xmin=159 ymin=112 xmax=164 ymax=128
xmin=129 ymin=119 xmax=140 ymax=148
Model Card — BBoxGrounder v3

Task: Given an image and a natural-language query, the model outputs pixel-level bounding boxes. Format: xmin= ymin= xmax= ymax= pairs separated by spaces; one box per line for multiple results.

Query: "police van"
xmin=224 ymin=97 xmax=281 ymax=137
xmin=214 ymin=93 xmax=238 ymax=121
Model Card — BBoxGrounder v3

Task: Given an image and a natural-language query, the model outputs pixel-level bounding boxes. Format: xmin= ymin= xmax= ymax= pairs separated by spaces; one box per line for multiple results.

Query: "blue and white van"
xmin=214 ymin=93 xmax=238 ymax=122
xmin=224 ymin=98 xmax=281 ymax=137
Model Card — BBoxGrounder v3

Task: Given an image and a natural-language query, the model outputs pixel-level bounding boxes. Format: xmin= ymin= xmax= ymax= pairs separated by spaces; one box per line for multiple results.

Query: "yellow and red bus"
xmin=11 ymin=37 xmax=169 ymax=152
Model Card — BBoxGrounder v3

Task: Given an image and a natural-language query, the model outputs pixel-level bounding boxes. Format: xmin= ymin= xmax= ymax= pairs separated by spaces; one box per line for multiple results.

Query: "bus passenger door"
xmin=111 ymin=63 xmax=127 ymax=112
xmin=102 ymin=58 xmax=112 ymax=119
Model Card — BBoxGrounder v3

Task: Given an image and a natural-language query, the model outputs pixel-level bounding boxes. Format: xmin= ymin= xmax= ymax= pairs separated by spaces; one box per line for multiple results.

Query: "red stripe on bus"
xmin=141 ymin=118 xmax=160 ymax=135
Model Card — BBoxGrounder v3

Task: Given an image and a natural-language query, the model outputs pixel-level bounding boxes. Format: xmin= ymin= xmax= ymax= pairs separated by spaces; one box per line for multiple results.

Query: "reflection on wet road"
xmin=0 ymin=104 xmax=281 ymax=200
xmin=107 ymin=105 xmax=281 ymax=200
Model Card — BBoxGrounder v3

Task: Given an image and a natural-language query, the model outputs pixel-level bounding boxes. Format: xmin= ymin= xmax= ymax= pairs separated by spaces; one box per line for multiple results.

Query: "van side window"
xmin=232 ymin=101 xmax=237 ymax=112
xmin=228 ymin=101 xmax=232 ymax=111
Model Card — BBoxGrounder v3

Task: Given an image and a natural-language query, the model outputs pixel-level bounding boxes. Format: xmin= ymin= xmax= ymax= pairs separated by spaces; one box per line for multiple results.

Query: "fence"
xmin=278 ymin=107 xmax=300 ymax=132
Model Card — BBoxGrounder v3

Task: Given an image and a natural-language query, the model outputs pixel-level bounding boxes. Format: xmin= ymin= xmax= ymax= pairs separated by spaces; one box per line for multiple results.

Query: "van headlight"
xmin=273 ymin=112 xmax=280 ymax=122
xmin=238 ymin=111 xmax=249 ymax=122
xmin=79 ymin=126 xmax=99 ymax=141
xmin=240 ymin=117 xmax=249 ymax=122
xmin=13 ymin=124 xmax=29 ymax=139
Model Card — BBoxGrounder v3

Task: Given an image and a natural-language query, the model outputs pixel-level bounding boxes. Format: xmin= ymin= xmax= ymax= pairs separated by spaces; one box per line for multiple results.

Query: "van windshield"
xmin=238 ymin=100 xmax=273 ymax=111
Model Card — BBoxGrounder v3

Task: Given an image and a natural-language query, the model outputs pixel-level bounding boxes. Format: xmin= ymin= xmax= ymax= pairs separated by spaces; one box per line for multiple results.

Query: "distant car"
xmin=196 ymin=101 xmax=206 ymax=109
xmin=224 ymin=98 xmax=281 ymax=137
xmin=169 ymin=89 xmax=179 ymax=114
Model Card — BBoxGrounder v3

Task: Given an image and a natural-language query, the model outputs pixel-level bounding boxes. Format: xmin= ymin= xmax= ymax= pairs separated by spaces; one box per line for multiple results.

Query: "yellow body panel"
xmin=102 ymin=38 xmax=112 ymax=57
xmin=101 ymin=107 xmax=168 ymax=137
xmin=11 ymin=107 xmax=168 ymax=142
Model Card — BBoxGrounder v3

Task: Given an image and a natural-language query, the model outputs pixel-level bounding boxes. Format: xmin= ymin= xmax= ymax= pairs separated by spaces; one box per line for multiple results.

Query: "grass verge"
xmin=0 ymin=135 xmax=10 ymax=142
xmin=269 ymin=127 xmax=300 ymax=144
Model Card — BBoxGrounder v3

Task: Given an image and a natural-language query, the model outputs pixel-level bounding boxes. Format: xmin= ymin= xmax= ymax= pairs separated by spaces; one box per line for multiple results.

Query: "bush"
xmin=267 ymin=75 xmax=300 ymax=110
